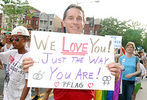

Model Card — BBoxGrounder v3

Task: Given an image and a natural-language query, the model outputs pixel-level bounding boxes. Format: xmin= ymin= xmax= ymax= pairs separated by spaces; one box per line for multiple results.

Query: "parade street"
xmin=136 ymin=78 xmax=147 ymax=100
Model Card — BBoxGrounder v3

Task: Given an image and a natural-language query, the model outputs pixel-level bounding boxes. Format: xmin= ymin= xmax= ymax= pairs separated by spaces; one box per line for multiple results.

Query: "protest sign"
xmin=105 ymin=35 xmax=122 ymax=49
xmin=28 ymin=31 xmax=115 ymax=90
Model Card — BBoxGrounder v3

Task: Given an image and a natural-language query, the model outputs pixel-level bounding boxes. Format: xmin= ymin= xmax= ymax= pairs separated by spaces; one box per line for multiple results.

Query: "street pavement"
xmin=136 ymin=77 xmax=147 ymax=100
xmin=0 ymin=70 xmax=5 ymax=100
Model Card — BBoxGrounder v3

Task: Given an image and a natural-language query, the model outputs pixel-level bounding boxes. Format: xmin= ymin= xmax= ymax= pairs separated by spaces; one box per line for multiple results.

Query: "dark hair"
xmin=63 ymin=4 xmax=85 ymax=20
xmin=0 ymin=42 xmax=4 ymax=47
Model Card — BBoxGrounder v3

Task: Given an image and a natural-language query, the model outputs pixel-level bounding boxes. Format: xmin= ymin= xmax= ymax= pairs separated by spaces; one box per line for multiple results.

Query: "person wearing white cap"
xmin=0 ymin=26 xmax=31 ymax=100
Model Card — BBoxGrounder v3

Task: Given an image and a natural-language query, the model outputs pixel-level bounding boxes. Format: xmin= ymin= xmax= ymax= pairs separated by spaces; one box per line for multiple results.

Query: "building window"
xmin=36 ymin=21 xmax=38 ymax=26
xmin=90 ymin=30 xmax=93 ymax=35
xmin=32 ymin=20 xmax=34 ymax=25
xmin=28 ymin=20 xmax=31 ymax=25
xmin=95 ymin=31 xmax=98 ymax=35
xmin=50 ymin=21 xmax=52 ymax=25
xmin=22 ymin=18 xmax=24 ymax=24
xmin=25 ymin=20 xmax=27 ymax=24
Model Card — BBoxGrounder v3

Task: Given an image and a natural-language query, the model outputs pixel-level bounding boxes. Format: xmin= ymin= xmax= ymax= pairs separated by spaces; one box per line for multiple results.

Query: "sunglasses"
xmin=10 ymin=37 xmax=24 ymax=42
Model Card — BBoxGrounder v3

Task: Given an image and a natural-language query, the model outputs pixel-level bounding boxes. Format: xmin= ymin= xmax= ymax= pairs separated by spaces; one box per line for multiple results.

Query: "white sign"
xmin=28 ymin=31 xmax=115 ymax=90
xmin=105 ymin=35 xmax=122 ymax=49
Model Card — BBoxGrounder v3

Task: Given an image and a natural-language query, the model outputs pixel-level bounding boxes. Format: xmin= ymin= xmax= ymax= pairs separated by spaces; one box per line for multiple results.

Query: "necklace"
xmin=5 ymin=51 xmax=24 ymax=83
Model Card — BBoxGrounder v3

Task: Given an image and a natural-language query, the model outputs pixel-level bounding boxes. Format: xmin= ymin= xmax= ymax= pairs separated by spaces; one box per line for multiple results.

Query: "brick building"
xmin=84 ymin=17 xmax=101 ymax=35
xmin=24 ymin=8 xmax=40 ymax=30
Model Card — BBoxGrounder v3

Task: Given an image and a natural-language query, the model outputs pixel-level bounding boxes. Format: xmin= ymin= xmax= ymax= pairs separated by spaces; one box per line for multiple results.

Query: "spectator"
xmin=119 ymin=42 xmax=141 ymax=100
xmin=1 ymin=32 xmax=13 ymax=52
xmin=138 ymin=51 xmax=145 ymax=64
xmin=0 ymin=26 xmax=31 ymax=100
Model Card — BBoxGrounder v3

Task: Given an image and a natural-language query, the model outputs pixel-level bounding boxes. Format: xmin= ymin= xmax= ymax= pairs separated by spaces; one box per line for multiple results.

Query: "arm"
xmin=1 ymin=38 xmax=6 ymax=52
xmin=20 ymin=79 xmax=30 ymax=100
xmin=0 ymin=52 xmax=5 ymax=70
xmin=0 ymin=60 xmax=3 ymax=70
xmin=125 ymin=62 xmax=141 ymax=78
xmin=1 ymin=47 xmax=4 ymax=52
xmin=134 ymin=62 xmax=141 ymax=76
xmin=43 ymin=88 xmax=52 ymax=100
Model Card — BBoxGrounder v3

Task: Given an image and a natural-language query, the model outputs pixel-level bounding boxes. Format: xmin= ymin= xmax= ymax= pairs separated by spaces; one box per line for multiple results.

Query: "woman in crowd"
xmin=119 ymin=42 xmax=141 ymax=100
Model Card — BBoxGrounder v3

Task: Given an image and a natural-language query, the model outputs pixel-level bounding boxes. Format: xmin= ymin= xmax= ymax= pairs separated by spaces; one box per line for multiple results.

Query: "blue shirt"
xmin=119 ymin=55 xmax=139 ymax=81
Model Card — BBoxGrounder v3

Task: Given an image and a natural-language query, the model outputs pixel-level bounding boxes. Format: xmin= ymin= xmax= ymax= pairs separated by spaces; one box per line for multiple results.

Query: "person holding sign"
xmin=22 ymin=4 xmax=121 ymax=100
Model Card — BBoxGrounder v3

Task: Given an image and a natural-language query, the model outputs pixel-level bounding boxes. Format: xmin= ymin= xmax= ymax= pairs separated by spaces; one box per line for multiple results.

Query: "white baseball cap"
xmin=12 ymin=26 xmax=29 ymax=36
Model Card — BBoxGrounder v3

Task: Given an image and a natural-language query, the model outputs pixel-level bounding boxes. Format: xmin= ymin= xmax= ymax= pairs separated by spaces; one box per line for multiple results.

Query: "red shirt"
xmin=53 ymin=89 xmax=94 ymax=100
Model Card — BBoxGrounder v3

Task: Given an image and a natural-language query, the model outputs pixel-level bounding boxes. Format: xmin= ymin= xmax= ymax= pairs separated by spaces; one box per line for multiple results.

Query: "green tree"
xmin=99 ymin=17 xmax=128 ymax=36
xmin=122 ymin=29 xmax=143 ymax=48
xmin=142 ymin=33 xmax=147 ymax=52
xmin=0 ymin=0 xmax=33 ymax=31
xmin=99 ymin=17 xmax=146 ymax=52
xmin=124 ymin=21 xmax=147 ymax=50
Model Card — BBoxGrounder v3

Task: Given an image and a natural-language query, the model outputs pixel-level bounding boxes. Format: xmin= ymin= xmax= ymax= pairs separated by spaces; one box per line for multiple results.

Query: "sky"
xmin=1 ymin=0 xmax=147 ymax=25
xmin=27 ymin=0 xmax=147 ymax=25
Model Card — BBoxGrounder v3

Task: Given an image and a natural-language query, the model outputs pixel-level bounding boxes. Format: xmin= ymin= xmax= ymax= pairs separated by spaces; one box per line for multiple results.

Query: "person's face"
xmin=140 ymin=52 xmax=143 ymax=57
xmin=5 ymin=34 xmax=11 ymax=43
xmin=126 ymin=45 xmax=134 ymax=54
xmin=11 ymin=35 xmax=26 ymax=49
xmin=63 ymin=8 xmax=85 ymax=34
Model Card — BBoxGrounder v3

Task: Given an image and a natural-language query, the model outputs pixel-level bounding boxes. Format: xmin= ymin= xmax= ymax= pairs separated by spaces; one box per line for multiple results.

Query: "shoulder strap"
xmin=136 ymin=56 xmax=138 ymax=71
xmin=136 ymin=56 xmax=137 ymax=64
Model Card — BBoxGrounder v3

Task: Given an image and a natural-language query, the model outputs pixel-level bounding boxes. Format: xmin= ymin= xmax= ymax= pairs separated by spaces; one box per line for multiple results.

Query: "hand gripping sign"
xmin=28 ymin=31 xmax=115 ymax=90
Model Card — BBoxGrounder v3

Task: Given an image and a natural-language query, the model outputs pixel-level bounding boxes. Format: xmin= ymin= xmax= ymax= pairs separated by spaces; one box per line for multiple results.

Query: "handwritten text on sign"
xmin=105 ymin=35 xmax=122 ymax=49
xmin=28 ymin=31 xmax=115 ymax=90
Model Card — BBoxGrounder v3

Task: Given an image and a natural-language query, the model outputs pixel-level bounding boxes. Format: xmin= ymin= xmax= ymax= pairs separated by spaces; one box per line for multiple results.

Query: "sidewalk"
xmin=136 ymin=78 xmax=147 ymax=100
xmin=0 ymin=95 xmax=3 ymax=100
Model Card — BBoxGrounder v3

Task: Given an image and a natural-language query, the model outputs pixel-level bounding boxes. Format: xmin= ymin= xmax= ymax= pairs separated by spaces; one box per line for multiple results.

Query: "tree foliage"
xmin=0 ymin=0 xmax=33 ymax=31
xmin=122 ymin=29 xmax=143 ymax=48
xmin=142 ymin=33 xmax=147 ymax=52
xmin=99 ymin=17 xmax=147 ymax=52
xmin=99 ymin=17 xmax=129 ymax=36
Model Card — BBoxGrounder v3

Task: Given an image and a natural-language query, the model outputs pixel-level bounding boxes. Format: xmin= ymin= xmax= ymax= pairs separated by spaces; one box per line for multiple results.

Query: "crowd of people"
xmin=0 ymin=4 xmax=146 ymax=100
